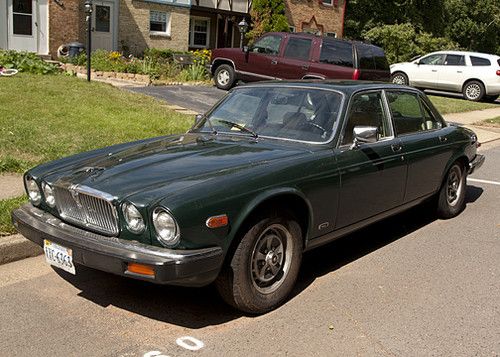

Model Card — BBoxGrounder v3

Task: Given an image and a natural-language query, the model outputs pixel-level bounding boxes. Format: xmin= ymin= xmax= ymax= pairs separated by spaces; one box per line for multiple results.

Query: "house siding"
xmin=119 ymin=0 xmax=190 ymax=54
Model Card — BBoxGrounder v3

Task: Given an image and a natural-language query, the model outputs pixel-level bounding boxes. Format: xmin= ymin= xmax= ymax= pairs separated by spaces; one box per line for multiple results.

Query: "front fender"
xmin=227 ymin=186 xmax=314 ymax=245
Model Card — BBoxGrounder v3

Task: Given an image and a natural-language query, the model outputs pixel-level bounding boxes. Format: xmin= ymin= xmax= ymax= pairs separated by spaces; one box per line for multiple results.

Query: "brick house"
xmin=0 ymin=0 xmax=345 ymax=58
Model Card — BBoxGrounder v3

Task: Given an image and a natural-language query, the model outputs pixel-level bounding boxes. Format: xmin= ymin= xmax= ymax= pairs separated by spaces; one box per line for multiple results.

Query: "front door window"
xmin=252 ymin=35 xmax=282 ymax=55
xmin=12 ymin=0 xmax=32 ymax=36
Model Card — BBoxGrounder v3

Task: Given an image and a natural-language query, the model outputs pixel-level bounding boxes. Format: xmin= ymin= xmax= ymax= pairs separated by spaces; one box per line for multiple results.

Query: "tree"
xmin=247 ymin=0 xmax=289 ymax=43
xmin=364 ymin=23 xmax=458 ymax=63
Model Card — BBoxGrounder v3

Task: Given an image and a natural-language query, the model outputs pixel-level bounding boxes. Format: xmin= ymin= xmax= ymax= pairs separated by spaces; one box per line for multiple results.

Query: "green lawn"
xmin=0 ymin=73 xmax=192 ymax=173
xmin=479 ymin=116 xmax=500 ymax=127
xmin=428 ymin=95 xmax=498 ymax=115
xmin=0 ymin=196 xmax=26 ymax=236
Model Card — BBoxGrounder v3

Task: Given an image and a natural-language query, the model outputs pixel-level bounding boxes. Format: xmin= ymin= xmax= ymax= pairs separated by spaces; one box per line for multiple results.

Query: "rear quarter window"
xmin=470 ymin=56 xmax=491 ymax=66
xmin=372 ymin=47 xmax=389 ymax=70
xmin=319 ymin=40 xmax=353 ymax=67
xmin=357 ymin=45 xmax=375 ymax=70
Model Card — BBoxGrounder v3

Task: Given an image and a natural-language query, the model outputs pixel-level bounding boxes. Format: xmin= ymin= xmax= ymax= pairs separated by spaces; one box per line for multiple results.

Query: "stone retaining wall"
xmin=61 ymin=63 xmax=151 ymax=84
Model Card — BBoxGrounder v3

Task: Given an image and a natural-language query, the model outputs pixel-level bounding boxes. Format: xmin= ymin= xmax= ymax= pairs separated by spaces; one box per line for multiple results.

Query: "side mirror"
xmin=194 ymin=114 xmax=204 ymax=126
xmin=351 ymin=125 xmax=378 ymax=149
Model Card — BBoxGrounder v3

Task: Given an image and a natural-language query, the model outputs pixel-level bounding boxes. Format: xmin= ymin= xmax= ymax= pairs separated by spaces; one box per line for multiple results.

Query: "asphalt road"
xmin=1 ymin=143 xmax=499 ymax=357
xmin=128 ymin=85 xmax=226 ymax=114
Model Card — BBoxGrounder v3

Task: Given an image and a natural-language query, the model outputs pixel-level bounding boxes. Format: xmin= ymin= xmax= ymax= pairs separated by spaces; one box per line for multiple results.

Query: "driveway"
xmin=1 ymin=142 xmax=499 ymax=356
xmin=128 ymin=85 xmax=226 ymax=114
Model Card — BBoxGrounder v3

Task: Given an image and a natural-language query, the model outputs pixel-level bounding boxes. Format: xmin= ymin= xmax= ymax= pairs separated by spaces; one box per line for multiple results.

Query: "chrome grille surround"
xmin=53 ymin=184 xmax=119 ymax=236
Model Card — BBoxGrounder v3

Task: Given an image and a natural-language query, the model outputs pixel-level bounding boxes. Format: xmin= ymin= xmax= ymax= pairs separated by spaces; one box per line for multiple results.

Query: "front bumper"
xmin=468 ymin=154 xmax=485 ymax=175
xmin=12 ymin=204 xmax=224 ymax=286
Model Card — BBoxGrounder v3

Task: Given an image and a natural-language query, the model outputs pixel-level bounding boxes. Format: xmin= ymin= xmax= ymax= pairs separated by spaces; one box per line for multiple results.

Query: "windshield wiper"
xmin=215 ymin=119 xmax=258 ymax=139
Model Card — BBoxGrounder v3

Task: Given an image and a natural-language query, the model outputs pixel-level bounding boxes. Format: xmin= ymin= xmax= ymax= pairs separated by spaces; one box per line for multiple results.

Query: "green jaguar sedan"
xmin=12 ymin=81 xmax=484 ymax=314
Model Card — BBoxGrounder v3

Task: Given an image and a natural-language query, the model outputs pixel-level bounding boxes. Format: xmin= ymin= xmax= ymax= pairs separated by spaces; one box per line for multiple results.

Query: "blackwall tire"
xmin=214 ymin=64 xmax=236 ymax=90
xmin=215 ymin=214 xmax=303 ymax=314
xmin=437 ymin=162 xmax=466 ymax=219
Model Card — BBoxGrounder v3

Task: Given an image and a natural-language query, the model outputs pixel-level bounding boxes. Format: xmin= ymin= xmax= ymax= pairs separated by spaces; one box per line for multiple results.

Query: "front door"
xmin=92 ymin=1 xmax=114 ymax=51
xmin=411 ymin=53 xmax=444 ymax=89
xmin=239 ymin=34 xmax=283 ymax=80
xmin=7 ymin=0 xmax=37 ymax=52
xmin=335 ymin=90 xmax=407 ymax=228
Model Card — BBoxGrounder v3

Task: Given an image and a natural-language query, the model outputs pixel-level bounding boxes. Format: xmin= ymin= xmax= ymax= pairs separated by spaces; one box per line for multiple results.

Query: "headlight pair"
xmin=122 ymin=203 xmax=179 ymax=247
xmin=25 ymin=177 xmax=55 ymax=208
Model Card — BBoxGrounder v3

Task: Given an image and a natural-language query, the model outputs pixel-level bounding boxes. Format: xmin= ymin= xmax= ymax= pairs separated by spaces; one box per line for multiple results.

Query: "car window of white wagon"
xmin=198 ymin=87 xmax=343 ymax=143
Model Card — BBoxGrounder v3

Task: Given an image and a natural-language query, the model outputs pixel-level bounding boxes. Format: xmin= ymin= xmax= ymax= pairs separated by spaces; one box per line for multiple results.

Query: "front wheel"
xmin=214 ymin=64 xmax=236 ymax=90
xmin=216 ymin=214 xmax=303 ymax=314
xmin=391 ymin=72 xmax=409 ymax=85
xmin=437 ymin=162 xmax=466 ymax=219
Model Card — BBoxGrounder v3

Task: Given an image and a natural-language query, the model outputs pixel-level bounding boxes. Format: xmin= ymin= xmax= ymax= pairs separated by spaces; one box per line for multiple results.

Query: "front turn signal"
xmin=127 ymin=263 xmax=155 ymax=277
xmin=206 ymin=214 xmax=229 ymax=228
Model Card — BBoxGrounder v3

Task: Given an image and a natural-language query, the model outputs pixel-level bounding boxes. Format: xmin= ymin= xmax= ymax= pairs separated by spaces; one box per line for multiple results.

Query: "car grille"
xmin=53 ymin=185 xmax=119 ymax=236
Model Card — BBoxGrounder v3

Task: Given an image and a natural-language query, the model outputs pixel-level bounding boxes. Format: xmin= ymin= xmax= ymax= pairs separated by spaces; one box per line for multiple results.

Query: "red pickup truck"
xmin=209 ymin=32 xmax=390 ymax=89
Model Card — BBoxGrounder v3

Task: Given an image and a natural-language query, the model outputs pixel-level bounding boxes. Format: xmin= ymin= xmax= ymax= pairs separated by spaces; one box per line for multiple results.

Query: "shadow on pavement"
xmin=54 ymin=185 xmax=483 ymax=328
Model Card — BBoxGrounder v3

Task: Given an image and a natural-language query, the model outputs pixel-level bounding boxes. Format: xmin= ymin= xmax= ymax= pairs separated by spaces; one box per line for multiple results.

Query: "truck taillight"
xmin=352 ymin=69 xmax=360 ymax=80
xmin=496 ymin=70 xmax=500 ymax=76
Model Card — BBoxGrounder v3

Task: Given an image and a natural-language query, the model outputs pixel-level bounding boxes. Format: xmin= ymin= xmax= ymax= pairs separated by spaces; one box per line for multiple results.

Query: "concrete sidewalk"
xmin=442 ymin=107 xmax=500 ymax=144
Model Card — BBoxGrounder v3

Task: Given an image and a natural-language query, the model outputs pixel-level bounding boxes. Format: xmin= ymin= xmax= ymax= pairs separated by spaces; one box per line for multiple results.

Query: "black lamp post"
xmin=84 ymin=0 xmax=92 ymax=82
xmin=238 ymin=18 xmax=248 ymax=50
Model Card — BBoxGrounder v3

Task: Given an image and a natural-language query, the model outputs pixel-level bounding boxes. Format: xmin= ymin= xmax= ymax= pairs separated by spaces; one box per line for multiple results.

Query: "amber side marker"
xmin=206 ymin=214 xmax=229 ymax=228
xmin=127 ymin=262 xmax=155 ymax=277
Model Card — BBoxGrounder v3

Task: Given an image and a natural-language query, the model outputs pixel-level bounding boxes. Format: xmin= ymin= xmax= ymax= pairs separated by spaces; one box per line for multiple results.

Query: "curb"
xmin=0 ymin=234 xmax=43 ymax=265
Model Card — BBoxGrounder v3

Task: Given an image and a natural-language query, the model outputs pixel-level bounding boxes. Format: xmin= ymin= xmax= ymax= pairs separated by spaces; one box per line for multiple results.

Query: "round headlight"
xmin=25 ymin=177 xmax=41 ymax=205
xmin=42 ymin=182 xmax=56 ymax=207
xmin=122 ymin=203 xmax=145 ymax=234
xmin=152 ymin=207 xmax=180 ymax=246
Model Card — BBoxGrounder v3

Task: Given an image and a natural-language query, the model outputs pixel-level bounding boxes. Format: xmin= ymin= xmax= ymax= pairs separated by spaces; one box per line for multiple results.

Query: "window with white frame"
xmin=289 ymin=26 xmax=296 ymax=33
xmin=322 ymin=0 xmax=333 ymax=5
xmin=189 ymin=17 xmax=210 ymax=48
xmin=326 ymin=32 xmax=337 ymax=38
xmin=150 ymin=10 xmax=171 ymax=36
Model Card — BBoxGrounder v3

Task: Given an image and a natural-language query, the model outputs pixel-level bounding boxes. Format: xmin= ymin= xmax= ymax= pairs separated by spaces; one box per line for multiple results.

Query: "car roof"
xmin=426 ymin=50 xmax=500 ymax=59
xmin=237 ymin=80 xmax=416 ymax=95
xmin=263 ymin=32 xmax=381 ymax=49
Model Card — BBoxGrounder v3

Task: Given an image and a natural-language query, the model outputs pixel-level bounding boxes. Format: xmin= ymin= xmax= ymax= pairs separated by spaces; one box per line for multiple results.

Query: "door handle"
xmin=439 ymin=136 xmax=448 ymax=142
xmin=302 ymin=65 xmax=309 ymax=70
xmin=391 ymin=144 xmax=402 ymax=153
xmin=457 ymin=71 xmax=462 ymax=73
xmin=271 ymin=59 xmax=278 ymax=65
xmin=432 ymin=70 xmax=438 ymax=72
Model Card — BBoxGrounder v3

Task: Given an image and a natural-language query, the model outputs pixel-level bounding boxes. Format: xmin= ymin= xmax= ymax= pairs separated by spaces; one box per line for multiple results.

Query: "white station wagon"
xmin=390 ymin=51 xmax=500 ymax=102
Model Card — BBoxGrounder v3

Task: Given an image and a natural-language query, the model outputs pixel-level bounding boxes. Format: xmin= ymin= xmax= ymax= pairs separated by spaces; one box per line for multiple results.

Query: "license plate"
xmin=43 ymin=239 xmax=76 ymax=275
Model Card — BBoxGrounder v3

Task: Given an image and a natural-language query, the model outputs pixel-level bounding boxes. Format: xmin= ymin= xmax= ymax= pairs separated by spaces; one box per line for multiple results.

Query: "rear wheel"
xmin=463 ymin=80 xmax=485 ymax=102
xmin=216 ymin=214 xmax=302 ymax=314
xmin=437 ymin=162 xmax=466 ymax=219
xmin=391 ymin=72 xmax=409 ymax=85
xmin=214 ymin=64 xmax=236 ymax=90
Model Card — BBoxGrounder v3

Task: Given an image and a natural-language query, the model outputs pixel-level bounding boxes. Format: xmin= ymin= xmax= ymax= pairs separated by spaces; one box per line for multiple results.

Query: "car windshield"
xmin=193 ymin=86 xmax=343 ymax=143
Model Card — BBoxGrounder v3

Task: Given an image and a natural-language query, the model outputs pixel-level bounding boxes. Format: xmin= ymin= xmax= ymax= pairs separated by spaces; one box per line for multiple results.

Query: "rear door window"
xmin=319 ymin=40 xmax=353 ymax=67
xmin=386 ymin=91 xmax=442 ymax=135
xmin=283 ymin=38 xmax=312 ymax=61
xmin=470 ymin=56 xmax=491 ymax=66
xmin=445 ymin=54 xmax=465 ymax=66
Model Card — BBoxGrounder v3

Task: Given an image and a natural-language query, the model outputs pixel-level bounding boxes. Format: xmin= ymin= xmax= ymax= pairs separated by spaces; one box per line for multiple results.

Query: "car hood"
xmin=40 ymin=134 xmax=309 ymax=201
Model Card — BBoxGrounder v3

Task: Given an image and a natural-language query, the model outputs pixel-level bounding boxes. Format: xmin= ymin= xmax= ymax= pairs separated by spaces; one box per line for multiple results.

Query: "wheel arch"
xmin=224 ymin=188 xmax=313 ymax=264
xmin=439 ymin=154 xmax=469 ymax=190
xmin=462 ymin=78 xmax=485 ymax=92
xmin=211 ymin=58 xmax=236 ymax=75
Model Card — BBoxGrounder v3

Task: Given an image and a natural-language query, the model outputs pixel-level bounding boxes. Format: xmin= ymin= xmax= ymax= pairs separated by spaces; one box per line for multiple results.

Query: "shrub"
xmin=0 ymin=50 xmax=59 ymax=74
xmin=90 ymin=49 xmax=127 ymax=72
xmin=177 ymin=64 xmax=208 ymax=82
xmin=191 ymin=49 xmax=211 ymax=67
xmin=363 ymin=23 xmax=459 ymax=64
